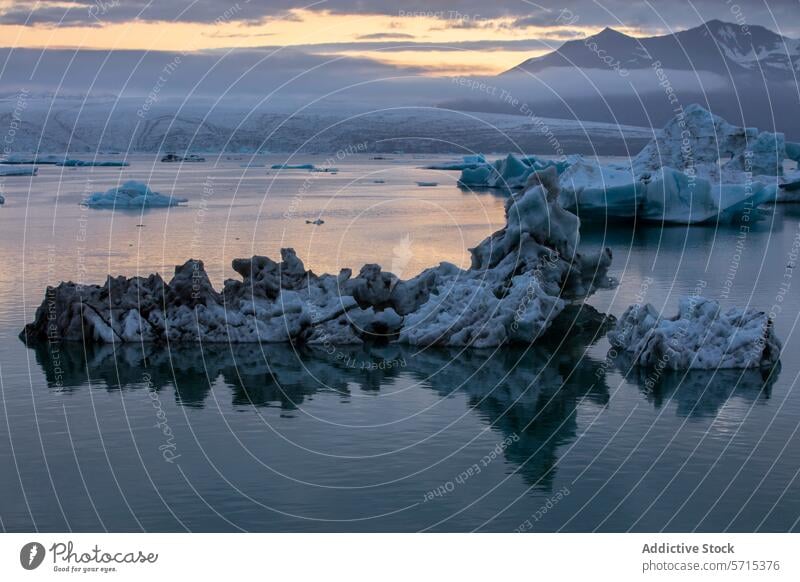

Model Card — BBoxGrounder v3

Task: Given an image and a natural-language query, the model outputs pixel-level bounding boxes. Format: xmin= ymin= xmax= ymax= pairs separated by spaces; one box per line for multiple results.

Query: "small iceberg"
xmin=609 ymin=297 xmax=780 ymax=369
xmin=82 ymin=181 xmax=188 ymax=209
xmin=2 ymin=155 xmax=127 ymax=167
xmin=161 ymin=154 xmax=206 ymax=163
xmin=271 ymin=163 xmax=315 ymax=170
xmin=425 ymin=154 xmax=486 ymax=171
xmin=57 ymin=159 xmax=129 ymax=167
xmin=1 ymin=154 xmax=62 ymax=165
xmin=0 ymin=166 xmax=37 ymax=176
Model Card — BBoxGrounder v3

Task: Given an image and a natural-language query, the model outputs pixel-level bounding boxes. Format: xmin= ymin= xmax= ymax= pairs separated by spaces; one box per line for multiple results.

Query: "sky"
xmin=0 ymin=0 xmax=798 ymax=76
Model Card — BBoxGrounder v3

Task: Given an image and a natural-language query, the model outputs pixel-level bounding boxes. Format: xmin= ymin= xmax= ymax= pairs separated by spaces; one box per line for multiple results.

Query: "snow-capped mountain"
xmin=508 ymin=20 xmax=800 ymax=81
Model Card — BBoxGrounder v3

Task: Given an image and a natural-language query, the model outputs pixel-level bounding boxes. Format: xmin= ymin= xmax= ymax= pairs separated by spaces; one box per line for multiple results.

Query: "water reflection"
xmin=26 ymin=304 xmax=778 ymax=493
xmin=616 ymin=355 xmax=778 ymax=418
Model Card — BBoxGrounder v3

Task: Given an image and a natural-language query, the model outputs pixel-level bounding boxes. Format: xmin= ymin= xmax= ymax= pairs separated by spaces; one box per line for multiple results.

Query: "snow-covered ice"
xmin=82 ymin=180 xmax=188 ymax=209
xmin=608 ymin=297 xmax=781 ymax=369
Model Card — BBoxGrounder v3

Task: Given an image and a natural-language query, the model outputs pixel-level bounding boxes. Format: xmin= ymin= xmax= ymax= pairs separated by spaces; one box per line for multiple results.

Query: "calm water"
xmin=1 ymin=155 xmax=799 ymax=532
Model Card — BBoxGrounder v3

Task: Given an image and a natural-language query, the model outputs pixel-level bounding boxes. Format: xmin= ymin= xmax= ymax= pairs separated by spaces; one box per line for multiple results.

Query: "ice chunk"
xmin=458 ymin=154 xmax=570 ymax=189
xmin=82 ymin=180 xmax=188 ymax=209
xmin=161 ymin=154 xmax=205 ymax=162
xmin=608 ymin=297 xmax=780 ymax=369
xmin=271 ymin=163 xmax=316 ymax=170
xmin=425 ymin=154 xmax=486 ymax=170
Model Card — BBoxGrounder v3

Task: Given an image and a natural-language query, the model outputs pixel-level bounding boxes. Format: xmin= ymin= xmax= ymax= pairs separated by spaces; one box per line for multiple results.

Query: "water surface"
xmin=1 ymin=155 xmax=798 ymax=531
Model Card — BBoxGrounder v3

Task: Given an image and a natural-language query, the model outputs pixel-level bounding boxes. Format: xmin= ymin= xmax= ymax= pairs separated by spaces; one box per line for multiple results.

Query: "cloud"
xmin=355 ymin=32 xmax=416 ymax=40
xmin=0 ymin=0 xmax=795 ymax=35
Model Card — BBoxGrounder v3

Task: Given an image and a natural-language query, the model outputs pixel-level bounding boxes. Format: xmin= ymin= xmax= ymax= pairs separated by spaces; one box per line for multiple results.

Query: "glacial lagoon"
xmin=1 ymin=155 xmax=799 ymax=531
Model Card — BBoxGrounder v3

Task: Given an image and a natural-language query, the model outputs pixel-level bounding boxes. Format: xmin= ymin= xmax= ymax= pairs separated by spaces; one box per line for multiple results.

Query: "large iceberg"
xmin=608 ymin=297 xmax=780 ymax=369
xmin=459 ymin=105 xmax=793 ymax=223
xmin=82 ymin=180 xmax=188 ymax=209
xmin=22 ymin=167 xmax=614 ymax=348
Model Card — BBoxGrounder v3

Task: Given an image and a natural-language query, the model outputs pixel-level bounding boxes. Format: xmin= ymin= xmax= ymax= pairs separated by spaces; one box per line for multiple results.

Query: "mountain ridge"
xmin=505 ymin=20 xmax=800 ymax=81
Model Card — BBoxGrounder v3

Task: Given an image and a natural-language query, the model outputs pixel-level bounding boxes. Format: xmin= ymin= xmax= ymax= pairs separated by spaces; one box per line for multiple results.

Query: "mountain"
xmin=507 ymin=20 xmax=800 ymax=81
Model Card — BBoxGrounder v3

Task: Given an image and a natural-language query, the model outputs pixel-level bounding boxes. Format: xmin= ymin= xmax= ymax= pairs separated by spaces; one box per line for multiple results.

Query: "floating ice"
xmin=23 ymin=167 xmax=614 ymax=348
xmin=57 ymin=159 xmax=129 ymax=167
xmin=271 ymin=163 xmax=316 ymax=170
xmin=2 ymin=155 xmax=126 ymax=166
xmin=425 ymin=154 xmax=486 ymax=171
xmin=463 ymin=105 xmax=790 ymax=223
xmin=0 ymin=154 xmax=62 ymax=165
xmin=608 ymin=297 xmax=781 ymax=369
xmin=161 ymin=154 xmax=206 ymax=163
xmin=0 ymin=166 xmax=37 ymax=176
xmin=459 ymin=154 xmax=571 ymax=189
xmin=82 ymin=180 xmax=188 ymax=209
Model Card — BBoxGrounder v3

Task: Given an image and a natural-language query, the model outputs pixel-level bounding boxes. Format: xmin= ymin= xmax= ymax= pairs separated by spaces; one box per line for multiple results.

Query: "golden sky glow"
xmin=0 ymin=8 xmax=649 ymax=75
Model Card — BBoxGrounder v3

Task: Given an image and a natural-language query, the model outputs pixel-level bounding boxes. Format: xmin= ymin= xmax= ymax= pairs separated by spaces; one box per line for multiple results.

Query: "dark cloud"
xmin=1 ymin=0 xmax=799 ymax=39
xmin=0 ymin=1 xmax=792 ymax=31
xmin=355 ymin=32 xmax=416 ymax=40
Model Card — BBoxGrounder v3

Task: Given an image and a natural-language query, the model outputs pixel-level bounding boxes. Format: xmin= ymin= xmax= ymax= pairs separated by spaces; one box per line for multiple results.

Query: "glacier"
xmin=82 ymin=180 xmax=188 ymax=209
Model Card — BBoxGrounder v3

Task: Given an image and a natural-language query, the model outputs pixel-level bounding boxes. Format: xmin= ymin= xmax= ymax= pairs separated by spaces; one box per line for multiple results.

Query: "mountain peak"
xmin=594 ymin=26 xmax=629 ymax=39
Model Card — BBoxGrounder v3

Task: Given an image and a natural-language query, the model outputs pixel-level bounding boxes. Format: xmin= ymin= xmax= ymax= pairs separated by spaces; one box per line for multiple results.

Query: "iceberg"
xmin=425 ymin=154 xmax=486 ymax=171
xmin=57 ymin=159 xmax=129 ymax=167
xmin=22 ymin=167 xmax=614 ymax=348
xmin=2 ymin=155 xmax=127 ymax=167
xmin=460 ymin=105 xmax=794 ymax=223
xmin=459 ymin=153 xmax=571 ymax=189
xmin=271 ymin=163 xmax=316 ymax=170
xmin=82 ymin=180 xmax=188 ymax=209
xmin=161 ymin=153 xmax=206 ymax=163
xmin=608 ymin=297 xmax=780 ymax=369
xmin=0 ymin=154 xmax=62 ymax=165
